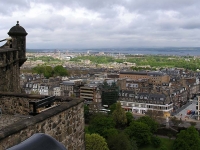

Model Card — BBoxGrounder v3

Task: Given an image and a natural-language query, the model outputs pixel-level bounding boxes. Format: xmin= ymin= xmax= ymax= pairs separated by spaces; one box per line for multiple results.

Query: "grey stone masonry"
xmin=0 ymin=93 xmax=85 ymax=150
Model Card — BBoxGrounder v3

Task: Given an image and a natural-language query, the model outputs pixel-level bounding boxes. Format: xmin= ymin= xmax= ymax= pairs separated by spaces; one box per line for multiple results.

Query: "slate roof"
xmin=120 ymin=71 xmax=147 ymax=75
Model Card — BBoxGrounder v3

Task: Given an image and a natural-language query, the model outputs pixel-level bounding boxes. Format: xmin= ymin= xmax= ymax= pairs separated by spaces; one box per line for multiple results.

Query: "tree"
xmin=32 ymin=65 xmax=53 ymax=78
xmin=151 ymin=136 xmax=161 ymax=148
xmin=43 ymin=66 xmax=53 ymax=78
xmin=53 ymin=65 xmax=68 ymax=76
xmin=126 ymin=112 xmax=134 ymax=126
xmin=85 ymin=133 xmax=109 ymax=150
xmin=32 ymin=65 xmax=44 ymax=74
xmin=112 ymin=102 xmax=127 ymax=128
xmin=173 ymin=126 xmax=200 ymax=150
xmin=109 ymin=103 xmax=117 ymax=114
xmin=88 ymin=113 xmax=115 ymax=137
xmin=84 ymin=105 xmax=90 ymax=124
xmin=125 ymin=121 xmax=151 ymax=147
xmin=107 ymin=132 xmax=137 ymax=150
xmin=137 ymin=116 xmax=159 ymax=133
xmin=103 ymin=128 xmax=118 ymax=139
xmin=130 ymin=138 xmax=138 ymax=150
xmin=32 ymin=65 xmax=68 ymax=78
xmin=160 ymin=145 xmax=168 ymax=150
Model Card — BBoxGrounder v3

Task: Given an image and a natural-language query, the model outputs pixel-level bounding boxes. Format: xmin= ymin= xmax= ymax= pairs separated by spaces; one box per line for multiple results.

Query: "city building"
xmin=119 ymin=90 xmax=173 ymax=116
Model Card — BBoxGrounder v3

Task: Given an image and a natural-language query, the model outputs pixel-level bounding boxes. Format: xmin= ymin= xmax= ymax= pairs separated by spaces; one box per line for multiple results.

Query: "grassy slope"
xmin=139 ymin=137 xmax=174 ymax=150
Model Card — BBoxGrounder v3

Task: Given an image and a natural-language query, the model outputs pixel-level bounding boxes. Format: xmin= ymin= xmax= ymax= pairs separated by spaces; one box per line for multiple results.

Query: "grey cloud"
xmin=180 ymin=17 xmax=200 ymax=29
xmin=0 ymin=0 xmax=30 ymax=15
xmin=1 ymin=0 xmax=200 ymax=48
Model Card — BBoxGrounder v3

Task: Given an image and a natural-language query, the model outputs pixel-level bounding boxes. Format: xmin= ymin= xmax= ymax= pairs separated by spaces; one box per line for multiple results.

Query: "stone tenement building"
xmin=0 ymin=21 xmax=27 ymax=92
xmin=119 ymin=71 xmax=170 ymax=86
xmin=0 ymin=22 xmax=85 ymax=149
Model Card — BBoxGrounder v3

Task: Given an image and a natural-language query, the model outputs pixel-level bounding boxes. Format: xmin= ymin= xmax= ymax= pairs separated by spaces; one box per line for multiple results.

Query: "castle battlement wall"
xmin=0 ymin=93 xmax=85 ymax=150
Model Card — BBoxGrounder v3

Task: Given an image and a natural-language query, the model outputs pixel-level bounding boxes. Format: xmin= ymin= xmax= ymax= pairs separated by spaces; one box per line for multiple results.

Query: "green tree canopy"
xmin=151 ymin=136 xmax=161 ymax=148
xmin=85 ymin=133 xmax=109 ymax=150
xmin=109 ymin=103 xmax=117 ymax=114
xmin=125 ymin=121 xmax=151 ymax=147
xmin=43 ymin=66 xmax=53 ymax=78
xmin=173 ymin=126 xmax=200 ymax=150
xmin=112 ymin=102 xmax=127 ymax=128
xmin=107 ymin=132 xmax=137 ymax=150
xmin=53 ymin=65 xmax=68 ymax=76
xmin=32 ymin=65 xmax=54 ymax=78
xmin=126 ymin=112 xmax=134 ymax=126
xmin=32 ymin=65 xmax=68 ymax=78
xmin=137 ymin=116 xmax=159 ymax=133
xmin=88 ymin=113 xmax=115 ymax=137
xmin=84 ymin=105 xmax=90 ymax=124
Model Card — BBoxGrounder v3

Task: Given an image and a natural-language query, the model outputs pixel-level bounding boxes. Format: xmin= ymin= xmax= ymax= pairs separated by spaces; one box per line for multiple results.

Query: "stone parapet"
xmin=0 ymin=92 xmax=47 ymax=115
xmin=0 ymin=93 xmax=85 ymax=150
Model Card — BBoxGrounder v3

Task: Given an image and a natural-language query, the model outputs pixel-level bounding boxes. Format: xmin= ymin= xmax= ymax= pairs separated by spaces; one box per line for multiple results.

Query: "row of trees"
xmin=85 ymin=102 xmax=160 ymax=150
xmin=32 ymin=65 xmax=69 ymax=78
xmin=85 ymin=102 xmax=200 ymax=150
xmin=173 ymin=126 xmax=200 ymax=150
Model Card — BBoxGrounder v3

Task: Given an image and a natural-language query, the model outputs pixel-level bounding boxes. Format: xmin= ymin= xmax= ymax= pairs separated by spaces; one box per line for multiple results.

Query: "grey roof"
xmin=62 ymin=81 xmax=75 ymax=85
xmin=119 ymin=91 xmax=166 ymax=101
xmin=147 ymin=71 xmax=165 ymax=76
xmin=8 ymin=21 xmax=27 ymax=36
xmin=148 ymin=93 xmax=166 ymax=101
xmin=120 ymin=71 xmax=147 ymax=75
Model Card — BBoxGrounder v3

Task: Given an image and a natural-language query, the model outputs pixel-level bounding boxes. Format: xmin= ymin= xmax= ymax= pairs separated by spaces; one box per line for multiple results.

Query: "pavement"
xmin=174 ymin=99 xmax=200 ymax=128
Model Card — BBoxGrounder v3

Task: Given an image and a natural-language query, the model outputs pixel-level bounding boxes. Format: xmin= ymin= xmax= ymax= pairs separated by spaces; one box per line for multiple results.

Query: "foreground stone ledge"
xmin=0 ymin=92 xmax=85 ymax=150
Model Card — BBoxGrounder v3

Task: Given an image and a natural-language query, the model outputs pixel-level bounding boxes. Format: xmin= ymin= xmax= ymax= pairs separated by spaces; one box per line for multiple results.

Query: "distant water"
xmin=27 ymin=47 xmax=200 ymax=56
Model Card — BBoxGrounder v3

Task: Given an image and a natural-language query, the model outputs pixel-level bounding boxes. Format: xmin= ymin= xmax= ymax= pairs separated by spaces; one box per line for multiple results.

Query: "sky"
xmin=0 ymin=0 xmax=200 ymax=49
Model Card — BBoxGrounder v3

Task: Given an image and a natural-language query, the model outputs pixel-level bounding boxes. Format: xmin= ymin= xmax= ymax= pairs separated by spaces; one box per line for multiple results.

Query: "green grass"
xmin=139 ymin=137 xmax=174 ymax=150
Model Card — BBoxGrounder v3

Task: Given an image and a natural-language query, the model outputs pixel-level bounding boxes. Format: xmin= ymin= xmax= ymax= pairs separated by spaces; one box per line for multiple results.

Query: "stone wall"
xmin=0 ymin=94 xmax=85 ymax=150
xmin=0 ymin=93 xmax=46 ymax=115
xmin=0 ymin=96 xmax=32 ymax=115
xmin=0 ymin=50 xmax=21 ymax=93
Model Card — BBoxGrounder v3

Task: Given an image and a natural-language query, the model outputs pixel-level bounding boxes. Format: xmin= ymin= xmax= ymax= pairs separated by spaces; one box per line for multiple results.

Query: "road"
xmin=174 ymin=99 xmax=200 ymax=128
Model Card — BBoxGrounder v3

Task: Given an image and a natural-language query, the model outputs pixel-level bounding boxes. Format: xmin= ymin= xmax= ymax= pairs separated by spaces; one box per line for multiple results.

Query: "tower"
xmin=0 ymin=21 xmax=28 ymax=92
xmin=8 ymin=21 xmax=28 ymax=66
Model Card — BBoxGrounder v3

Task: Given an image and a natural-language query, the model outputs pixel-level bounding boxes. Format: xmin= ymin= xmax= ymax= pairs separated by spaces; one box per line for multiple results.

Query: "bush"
xmin=160 ymin=145 xmax=168 ymax=150
xmin=151 ymin=136 xmax=161 ymax=148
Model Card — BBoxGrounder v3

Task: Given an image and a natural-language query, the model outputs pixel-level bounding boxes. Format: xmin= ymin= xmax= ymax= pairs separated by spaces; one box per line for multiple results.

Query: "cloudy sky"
xmin=0 ymin=0 xmax=200 ymax=49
